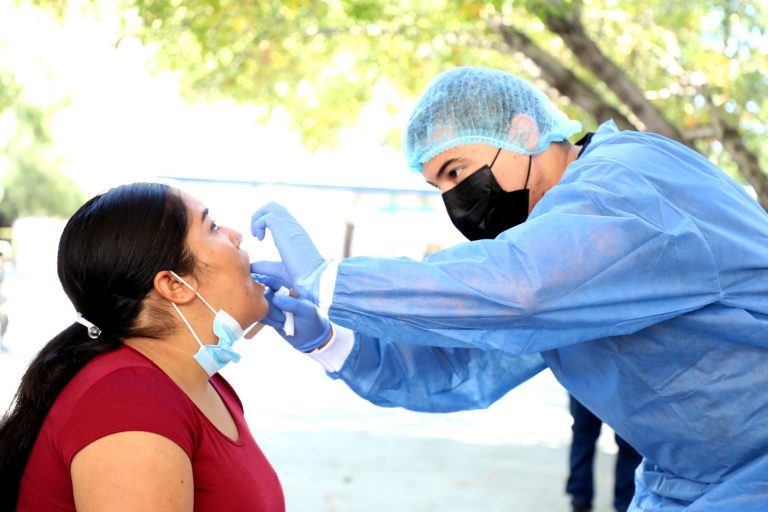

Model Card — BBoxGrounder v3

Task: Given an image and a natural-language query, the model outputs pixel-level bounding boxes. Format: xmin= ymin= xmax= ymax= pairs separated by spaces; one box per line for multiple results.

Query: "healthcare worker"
xmin=250 ymin=66 xmax=768 ymax=511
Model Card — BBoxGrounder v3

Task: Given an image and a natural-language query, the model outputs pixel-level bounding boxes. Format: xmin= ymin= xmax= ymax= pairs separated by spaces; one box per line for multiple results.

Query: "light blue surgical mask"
xmin=169 ymin=271 xmax=245 ymax=377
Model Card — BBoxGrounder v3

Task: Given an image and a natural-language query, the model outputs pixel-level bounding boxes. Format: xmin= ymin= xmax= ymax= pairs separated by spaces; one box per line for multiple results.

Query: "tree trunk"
xmin=534 ymin=1 xmax=687 ymax=143
xmin=492 ymin=22 xmax=635 ymax=131
xmin=714 ymin=118 xmax=768 ymax=212
xmin=498 ymin=1 xmax=768 ymax=211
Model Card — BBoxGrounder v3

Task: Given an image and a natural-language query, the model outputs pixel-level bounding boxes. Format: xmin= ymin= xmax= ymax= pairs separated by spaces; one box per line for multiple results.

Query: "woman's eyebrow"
xmin=201 ymin=208 xmax=209 ymax=223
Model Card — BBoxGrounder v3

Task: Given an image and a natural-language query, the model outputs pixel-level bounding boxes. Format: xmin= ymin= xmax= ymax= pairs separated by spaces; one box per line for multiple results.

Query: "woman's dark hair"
xmin=0 ymin=182 xmax=196 ymax=509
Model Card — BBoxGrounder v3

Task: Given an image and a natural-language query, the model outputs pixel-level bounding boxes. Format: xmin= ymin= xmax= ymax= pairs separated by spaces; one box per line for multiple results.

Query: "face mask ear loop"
xmin=169 ymin=270 xmax=217 ymax=315
xmin=170 ymin=301 xmax=205 ymax=349
xmin=523 ymin=155 xmax=533 ymax=189
xmin=488 ymin=147 xmax=502 ymax=169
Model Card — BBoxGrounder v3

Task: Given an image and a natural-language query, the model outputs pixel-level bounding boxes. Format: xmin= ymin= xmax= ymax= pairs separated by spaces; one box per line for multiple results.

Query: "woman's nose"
xmin=223 ymin=226 xmax=243 ymax=247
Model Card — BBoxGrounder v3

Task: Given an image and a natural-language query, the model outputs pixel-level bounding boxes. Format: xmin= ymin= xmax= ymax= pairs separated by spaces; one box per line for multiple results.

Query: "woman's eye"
xmin=448 ymin=168 xmax=464 ymax=180
xmin=211 ymin=220 xmax=219 ymax=231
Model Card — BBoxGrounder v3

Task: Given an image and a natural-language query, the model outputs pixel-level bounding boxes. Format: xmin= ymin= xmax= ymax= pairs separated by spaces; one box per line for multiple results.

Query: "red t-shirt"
xmin=17 ymin=346 xmax=284 ymax=511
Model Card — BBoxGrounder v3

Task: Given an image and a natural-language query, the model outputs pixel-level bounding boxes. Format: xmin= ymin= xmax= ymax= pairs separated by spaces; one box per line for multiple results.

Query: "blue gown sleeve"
xmin=329 ymin=155 xmax=723 ymax=355
xmin=330 ymin=332 xmax=547 ymax=412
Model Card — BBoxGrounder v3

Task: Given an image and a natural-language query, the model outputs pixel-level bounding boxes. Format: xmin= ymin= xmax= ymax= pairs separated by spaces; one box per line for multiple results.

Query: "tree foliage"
xmin=0 ymin=72 xmax=23 ymax=114
xmin=0 ymin=8 xmax=85 ymax=227
xmin=0 ymin=154 xmax=84 ymax=227
xmin=0 ymin=76 xmax=84 ymax=226
xmin=35 ymin=0 xmax=768 ymax=207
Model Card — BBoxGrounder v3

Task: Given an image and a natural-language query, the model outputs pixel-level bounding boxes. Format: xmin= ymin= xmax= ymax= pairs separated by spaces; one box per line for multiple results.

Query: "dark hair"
xmin=0 ymin=182 xmax=196 ymax=509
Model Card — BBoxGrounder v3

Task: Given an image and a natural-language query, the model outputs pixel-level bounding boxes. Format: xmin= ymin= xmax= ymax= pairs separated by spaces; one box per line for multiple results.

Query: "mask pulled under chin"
xmin=169 ymin=271 xmax=246 ymax=377
xmin=192 ymin=309 xmax=244 ymax=377
xmin=442 ymin=166 xmax=530 ymax=241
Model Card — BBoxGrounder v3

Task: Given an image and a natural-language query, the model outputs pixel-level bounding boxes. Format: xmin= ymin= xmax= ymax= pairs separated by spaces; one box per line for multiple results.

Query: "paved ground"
xmin=257 ymin=429 xmax=618 ymax=512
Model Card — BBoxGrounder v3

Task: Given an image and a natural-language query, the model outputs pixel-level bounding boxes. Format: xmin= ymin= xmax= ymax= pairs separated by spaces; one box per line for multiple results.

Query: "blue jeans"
xmin=566 ymin=396 xmax=642 ymax=512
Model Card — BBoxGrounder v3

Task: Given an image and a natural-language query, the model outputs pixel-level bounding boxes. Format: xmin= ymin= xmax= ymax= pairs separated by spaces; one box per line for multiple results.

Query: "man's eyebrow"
xmin=426 ymin=158 xmax=461 ymax=188
xmin=201 ymin=208 xmax=209 ymax=223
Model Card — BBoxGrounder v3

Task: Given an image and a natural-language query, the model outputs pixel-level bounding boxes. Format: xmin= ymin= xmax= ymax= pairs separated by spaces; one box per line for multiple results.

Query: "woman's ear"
xmin=153 ymin=270 xmax=197 ymax=304
xmin=508 ymin=114 xmax=539 ymax=152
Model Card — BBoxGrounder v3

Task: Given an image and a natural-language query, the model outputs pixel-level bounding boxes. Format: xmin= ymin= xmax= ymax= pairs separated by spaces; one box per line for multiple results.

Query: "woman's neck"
xmin=124 ymin=335 xmax=211 ymax=394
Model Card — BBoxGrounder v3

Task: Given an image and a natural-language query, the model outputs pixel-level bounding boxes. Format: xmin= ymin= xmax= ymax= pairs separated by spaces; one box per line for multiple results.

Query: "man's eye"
xmin=211 ymin=220 xmax=219 ymax=231
xmin=448 ymin=168 xmax=464 ymax=180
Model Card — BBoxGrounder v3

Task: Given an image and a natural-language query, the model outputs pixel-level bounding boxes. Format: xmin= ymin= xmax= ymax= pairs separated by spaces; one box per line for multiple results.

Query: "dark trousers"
xmin=566 ymin=396 xmax=642 ymax=512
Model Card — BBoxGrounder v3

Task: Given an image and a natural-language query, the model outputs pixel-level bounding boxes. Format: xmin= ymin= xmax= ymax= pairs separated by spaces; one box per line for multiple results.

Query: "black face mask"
xmin=442 ymin=149 xmax=532 ymax=241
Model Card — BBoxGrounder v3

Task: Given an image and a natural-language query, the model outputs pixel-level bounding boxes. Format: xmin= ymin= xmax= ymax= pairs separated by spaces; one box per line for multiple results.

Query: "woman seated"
xmin=0 ymin=182 xmax=284 ymax=511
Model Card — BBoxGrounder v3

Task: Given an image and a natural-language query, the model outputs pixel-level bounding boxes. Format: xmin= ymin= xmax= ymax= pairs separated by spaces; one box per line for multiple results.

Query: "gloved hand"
xmin=251 ymin=202 xmax=328 ymax=304
xmin=254 ymin=274 xmax=331 ymax=353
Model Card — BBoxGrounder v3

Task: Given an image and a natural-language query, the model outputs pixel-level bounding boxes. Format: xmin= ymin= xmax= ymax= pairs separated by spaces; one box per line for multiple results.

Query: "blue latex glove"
xmin=251 ymin=202 xmax=328 ymax=304
xmin=254 ymin=274 xmax=331 ymax=353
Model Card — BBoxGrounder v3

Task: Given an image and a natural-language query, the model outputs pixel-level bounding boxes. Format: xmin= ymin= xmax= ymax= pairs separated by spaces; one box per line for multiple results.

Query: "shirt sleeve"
xmin=328 ymin=155 xmax=722 ymax=356
xmin=58 ymin=367 xmax=198 ymax=469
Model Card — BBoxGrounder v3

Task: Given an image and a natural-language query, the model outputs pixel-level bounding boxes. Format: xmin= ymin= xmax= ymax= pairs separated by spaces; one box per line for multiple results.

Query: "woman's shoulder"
xmin=61 ymin=345 xmax=183 ymax=403
xmin=49 ymin=345 xmax=198 ymax=441
xmin=49 ymin=346 xmax=200 ymax=465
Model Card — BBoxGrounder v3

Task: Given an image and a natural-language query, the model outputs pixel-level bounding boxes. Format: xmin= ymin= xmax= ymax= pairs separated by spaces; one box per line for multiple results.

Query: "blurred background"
xmin=0 ymin=1 xmax=766 ymax=510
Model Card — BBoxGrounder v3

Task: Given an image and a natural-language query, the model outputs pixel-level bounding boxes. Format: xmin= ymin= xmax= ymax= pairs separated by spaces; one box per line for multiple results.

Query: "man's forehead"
xmin=423 ymin=144 xmax=488 ymax=169
xmin=420 ymin=149 xmax=470 ymax=186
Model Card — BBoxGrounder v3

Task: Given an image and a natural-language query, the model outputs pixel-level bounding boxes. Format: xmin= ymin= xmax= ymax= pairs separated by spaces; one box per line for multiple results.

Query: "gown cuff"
xmin=306 ymin=322 xmax=355 ymax=372
xmin=317 ymin=260 xmax=338 ymax=313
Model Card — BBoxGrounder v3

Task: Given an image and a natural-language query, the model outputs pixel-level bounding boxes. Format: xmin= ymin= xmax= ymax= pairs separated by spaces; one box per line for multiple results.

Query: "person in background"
xmin=0 ymin=182 xmax=286 ymax=512
xmin=250 ymin=66 xmax=768 ymax=510
xmin=567 ymin=395 xmax=642 ymax=512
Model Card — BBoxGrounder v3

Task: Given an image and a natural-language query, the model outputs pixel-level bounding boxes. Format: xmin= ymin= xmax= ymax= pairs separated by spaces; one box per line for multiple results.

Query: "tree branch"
xmin=702 ymin=88 xmax=768 ymax=211
xmin=491 ymin=20 xmax=635 ymax=131
xmin=529 ymin=0 xmax=767 ymax=211
xmin=533 ymin=0 xmax=689 ymax=145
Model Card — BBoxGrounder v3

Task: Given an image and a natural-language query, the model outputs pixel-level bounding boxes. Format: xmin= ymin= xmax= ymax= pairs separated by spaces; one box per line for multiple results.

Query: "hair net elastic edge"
xmin=407 ymin=126 xmax=583 ymax=172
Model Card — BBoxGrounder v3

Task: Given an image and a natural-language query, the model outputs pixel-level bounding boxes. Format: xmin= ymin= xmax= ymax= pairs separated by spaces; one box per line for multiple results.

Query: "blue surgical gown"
xmin=326 ymin=122 xmax=768 ymax=510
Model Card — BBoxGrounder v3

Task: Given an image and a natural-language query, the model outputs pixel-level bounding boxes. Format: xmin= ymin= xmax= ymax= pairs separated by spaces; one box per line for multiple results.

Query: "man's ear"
xmin=153 ymin=270 xmax=197 ymax=304
xmin=508 ymin=114 xmax=539 ymax=152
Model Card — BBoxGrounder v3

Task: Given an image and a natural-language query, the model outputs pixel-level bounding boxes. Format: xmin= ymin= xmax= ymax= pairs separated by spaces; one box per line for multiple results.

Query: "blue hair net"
xmin=404 ymin=66 xmax=583 ymax=171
